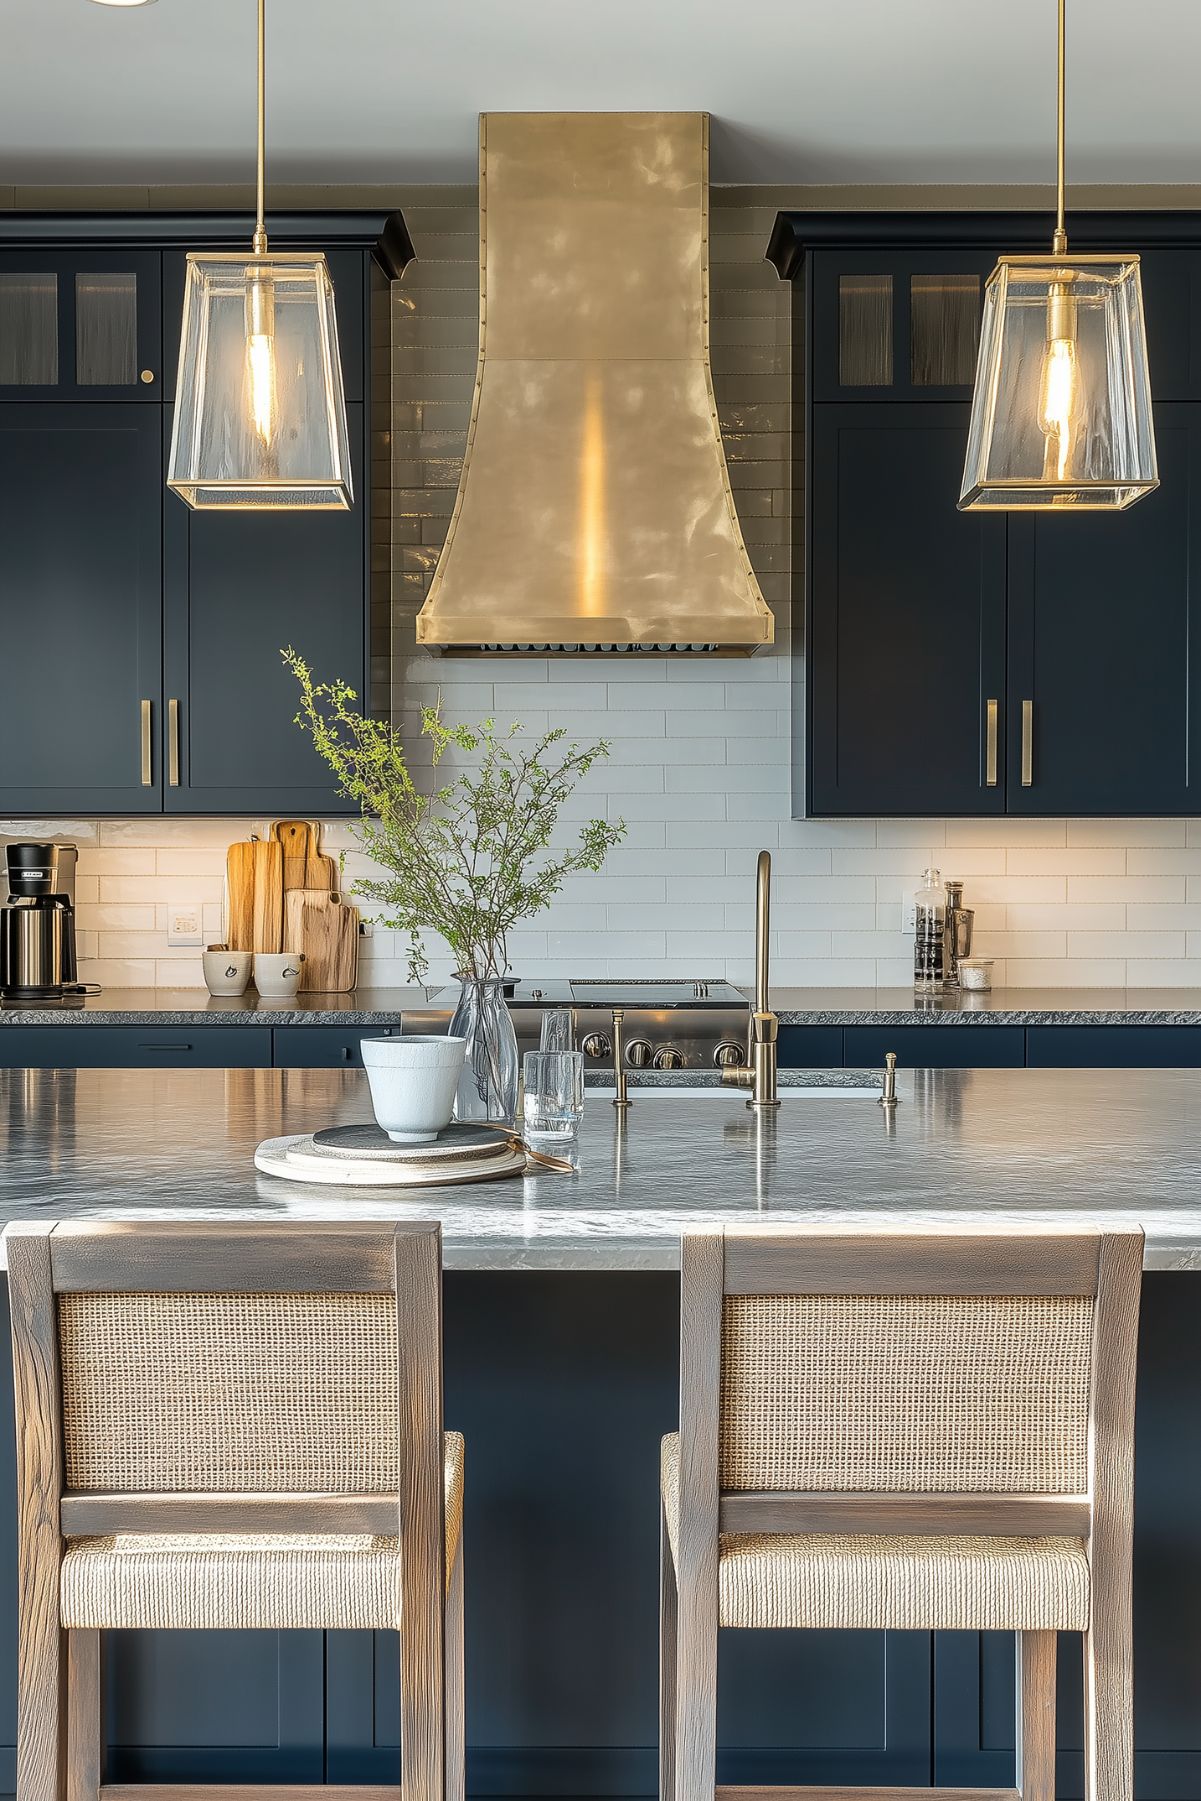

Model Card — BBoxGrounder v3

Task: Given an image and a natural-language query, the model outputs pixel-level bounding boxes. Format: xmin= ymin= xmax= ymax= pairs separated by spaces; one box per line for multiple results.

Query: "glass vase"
xmin=449 ymin=975 xmax=519 ymax=1127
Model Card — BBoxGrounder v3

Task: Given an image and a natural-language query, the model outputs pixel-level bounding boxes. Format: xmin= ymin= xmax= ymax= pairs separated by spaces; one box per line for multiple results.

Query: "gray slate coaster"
xmin=310 ymin=1121 xmax=513 ymax=1164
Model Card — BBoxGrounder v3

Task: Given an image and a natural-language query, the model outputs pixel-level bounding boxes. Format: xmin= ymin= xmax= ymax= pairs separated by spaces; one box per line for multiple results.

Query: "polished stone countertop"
xmin=1 ymin=1064 xmax=1194 ymax=1272
xmin=6 ymin=985 xmax=1201 ymax=1027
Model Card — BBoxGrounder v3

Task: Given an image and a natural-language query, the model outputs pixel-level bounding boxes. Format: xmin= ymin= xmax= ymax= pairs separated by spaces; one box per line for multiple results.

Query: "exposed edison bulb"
xmin=245 ymin=272 xmax=277 ymax=449
xmin=1037 ymin=284 xmax=1080 ymax=483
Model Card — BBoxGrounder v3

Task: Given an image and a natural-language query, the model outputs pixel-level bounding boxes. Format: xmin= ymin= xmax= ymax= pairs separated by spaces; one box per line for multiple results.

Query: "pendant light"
xmin=959 ymin=0 xmax=1157 ymax=511
xmin=167 ymin=0 xmax=352 ymax=510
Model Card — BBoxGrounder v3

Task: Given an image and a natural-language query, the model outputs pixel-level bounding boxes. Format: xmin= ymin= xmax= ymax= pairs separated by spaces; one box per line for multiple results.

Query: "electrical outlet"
xmin=902 ymin=898 xmax=917 ymax=932
xmin=167 ymin=902 xmax=203 ymax=948
xmin=358 ymin=919 xmax=373 ymax=938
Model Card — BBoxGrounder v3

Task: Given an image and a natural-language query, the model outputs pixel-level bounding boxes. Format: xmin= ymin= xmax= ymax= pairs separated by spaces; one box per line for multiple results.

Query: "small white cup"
xmin=203 ymin=947 xmax=252 ymax=996
xmin=957 ymin=958 xmax=995 ymax=992
xmin=361 ymin=1034 xmax=468 ymax=1144
xmin=254 ymin=951 xmax=306 ymax=1000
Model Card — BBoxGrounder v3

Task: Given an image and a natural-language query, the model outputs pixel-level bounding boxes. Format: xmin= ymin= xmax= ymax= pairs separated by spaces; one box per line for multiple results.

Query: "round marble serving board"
xmin=310 ymin=1121 xmax=512 ymax=1164
xmin=254 ymin=1133 xmax=527 ymax=1188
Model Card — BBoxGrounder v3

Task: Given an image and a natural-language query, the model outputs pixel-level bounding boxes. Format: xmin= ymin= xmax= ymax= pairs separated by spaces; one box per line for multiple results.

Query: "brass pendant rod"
xmin=252 ymin=0 xmax=267 ymax=255
xmin=1052 ymin=0 xmax=1067 ymax=254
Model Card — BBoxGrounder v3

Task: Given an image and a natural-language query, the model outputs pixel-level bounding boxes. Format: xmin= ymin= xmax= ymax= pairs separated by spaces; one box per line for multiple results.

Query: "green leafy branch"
xmin=282 ymin=648 xmax=625 ymax=983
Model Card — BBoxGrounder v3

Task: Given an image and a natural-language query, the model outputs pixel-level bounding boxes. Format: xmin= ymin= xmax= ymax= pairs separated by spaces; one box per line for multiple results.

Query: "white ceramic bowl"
xmin=203 ymin=948 xmax=252 ymax=996
xmin=360 ymin=1035 xmax=468 ymax=1144
xmin=254 ymin=952 xmax=306 ymax=1000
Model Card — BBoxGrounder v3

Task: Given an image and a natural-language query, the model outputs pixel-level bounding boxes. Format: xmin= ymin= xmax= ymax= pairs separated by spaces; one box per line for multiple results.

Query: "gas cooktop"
xmin=430 ymin=978 xmax=747 ymax=1008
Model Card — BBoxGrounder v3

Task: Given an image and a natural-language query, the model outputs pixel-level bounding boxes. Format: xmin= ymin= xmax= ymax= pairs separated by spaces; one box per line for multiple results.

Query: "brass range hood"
xmin=415 ymin=112 xmax=774 ymax=655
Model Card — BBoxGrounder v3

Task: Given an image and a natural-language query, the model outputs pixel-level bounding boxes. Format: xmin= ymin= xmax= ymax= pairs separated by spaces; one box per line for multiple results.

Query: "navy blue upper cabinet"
xmin=162 ymin=406 xmax=368 ymax=815
xmin=0 ymin=251 xmax=162 ymax=401
xmin=807 ymin=404 xmax=1007 ymax=817
xmin=1006 ymin=407 xmax=1201 ymax=816
xmin=0 ymin=404 xmax=163 ymax=814
xmin=779 ymin=216 xmax=1201 ymax=818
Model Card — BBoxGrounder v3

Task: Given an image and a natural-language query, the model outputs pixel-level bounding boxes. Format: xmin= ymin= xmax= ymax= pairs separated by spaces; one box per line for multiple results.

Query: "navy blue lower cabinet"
xmin=1027 ymin=1026 xmax=1201 ymax=1068
xmin=777 ymin=1026 xmax=844 ymax=1068
xmin=842 ymin=1026 xmax=1026 ymax=1069
xmin=326 ymin=1274 xmax=933 ymax=1795
xmin=0 ymin=1027 xmax=272 ymax=1069
xmin=271 ymin=1025 xmax=400 ymax=1068
xmin=934 ymin=1277 xmax=1201 ymax=1801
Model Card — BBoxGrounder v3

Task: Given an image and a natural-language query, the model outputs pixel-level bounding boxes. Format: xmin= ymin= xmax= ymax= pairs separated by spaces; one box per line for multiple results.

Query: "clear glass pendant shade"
xmin=959 ymin=255 xmax=1157 ymax=511
xmin=167 ymin=251 xmax=352 ymax=511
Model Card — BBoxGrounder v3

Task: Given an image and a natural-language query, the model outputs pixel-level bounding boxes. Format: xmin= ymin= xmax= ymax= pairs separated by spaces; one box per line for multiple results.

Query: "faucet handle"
xmin=878 ymin=1050 xmax=900 ymax=1108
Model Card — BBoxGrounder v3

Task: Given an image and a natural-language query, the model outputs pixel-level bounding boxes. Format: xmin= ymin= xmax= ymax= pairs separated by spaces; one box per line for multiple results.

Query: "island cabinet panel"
xmin=842 ymin=1024 xmax=1026 ymax=1068
xmin=325 ymin=1275 xmax=934 ymax=1794
xmin=933 ymin=1276 xmax=1201 ymax=1801
xmin=777 ymin=1025 xmax=845 ymax=1066
xmin=0 ymin=404 xmax=163 ymax=815
xmin=806 ymin=405 xmax=1007 ymax=819
xmin=162 ymin=406 xmax=368 ymax=816
xmin=0 ymin=1027 xmax=272 ymax=1068
xmin=1026 ymin=1026 xmax=1201 ymax=1068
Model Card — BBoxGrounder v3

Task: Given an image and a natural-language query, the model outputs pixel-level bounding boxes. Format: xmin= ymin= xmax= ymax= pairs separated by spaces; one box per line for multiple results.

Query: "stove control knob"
xmin=581 ymin=1032 xmax=611 ymax=1061
xmin=626 ymin=1039 xmax=653 ymax=1068
xmin=714 ymin=1041 xmax=745 ymax=1068
xmin=653 ymin=1047 xmax=685 ymax=1071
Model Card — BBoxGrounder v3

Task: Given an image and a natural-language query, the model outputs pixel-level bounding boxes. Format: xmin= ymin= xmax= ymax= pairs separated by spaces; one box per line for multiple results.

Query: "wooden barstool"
xmin=7 ymin=1219 xmax=463 ymax=1801
xmin=660 ymin=1227 xmax=1143 ymax=1801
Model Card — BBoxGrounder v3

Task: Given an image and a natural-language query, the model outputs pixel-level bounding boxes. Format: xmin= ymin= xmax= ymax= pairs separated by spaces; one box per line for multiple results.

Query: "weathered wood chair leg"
xmin=660 ymin=1499 xmax=678 ymax=1801
xmin=1083 ymin=1612 xmax=1133 ymax=1801
xmin=673 ymin=1558 xmax=717 ymax=1801
xmin=444 ymin=1542 xmax=465 ymax=1801
xmin=17 ymin=1610 xmax=66 ymax=1801
xmin=66 ymin=1631 xmax=101 ymax=1801
xmin=1016 ymin=1630 xmax=1057 ymax=1801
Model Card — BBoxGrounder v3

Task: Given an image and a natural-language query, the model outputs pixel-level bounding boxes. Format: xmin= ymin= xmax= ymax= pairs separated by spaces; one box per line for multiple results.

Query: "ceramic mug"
xmin=360 ymin=1034 xmax=468 ymax=1144
xmin=253 ymin=951 xmax=306 ymax=1001
xmin=202 ymin=947 xmax=252 ymax=996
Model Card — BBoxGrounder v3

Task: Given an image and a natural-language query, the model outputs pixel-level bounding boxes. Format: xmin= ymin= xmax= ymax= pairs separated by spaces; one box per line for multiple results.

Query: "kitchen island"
xmin=1 ymin=1065 xmax=1199 ymax=1801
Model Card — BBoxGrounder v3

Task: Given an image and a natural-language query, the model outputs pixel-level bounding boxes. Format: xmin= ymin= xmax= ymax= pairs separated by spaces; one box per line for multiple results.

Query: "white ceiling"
xmin=4 ymin=0 xmax=1199 ymax=189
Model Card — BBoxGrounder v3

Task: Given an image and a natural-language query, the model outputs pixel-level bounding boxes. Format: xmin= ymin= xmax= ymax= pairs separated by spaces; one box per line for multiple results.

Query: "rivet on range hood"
xmin=414 ymin=112 xmax=775 ymax=656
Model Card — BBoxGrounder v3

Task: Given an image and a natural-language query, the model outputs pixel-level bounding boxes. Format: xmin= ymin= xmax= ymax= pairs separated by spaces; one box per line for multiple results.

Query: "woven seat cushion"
xmin=60 ymin=1433 xmax=465 ymax=1632
xmin=661 ymin=1434 xmax=1089 ymax=1632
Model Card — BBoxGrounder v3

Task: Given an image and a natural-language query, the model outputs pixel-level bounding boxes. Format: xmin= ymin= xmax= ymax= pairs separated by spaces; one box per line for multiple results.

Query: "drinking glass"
xmin=523 ymin=1050 xmax=585 ymax=1143
xmin=539 ymin=1007 xmax=574 ymax=1053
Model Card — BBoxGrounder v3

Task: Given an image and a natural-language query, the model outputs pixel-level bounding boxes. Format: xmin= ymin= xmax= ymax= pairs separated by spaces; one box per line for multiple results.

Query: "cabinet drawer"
xmin=777 ymin=1026 xmax=843 ymax=1068
xmin=0 ymin=1026 xmax=271 ymax=1068
xmin=1027 ymin=1025 xmax=1201 ymax=1068
xmin=842 ymin=1025 xmax=1025 ymax=1069
xmin=272 ymin=1025 xmax=401 ymax=1068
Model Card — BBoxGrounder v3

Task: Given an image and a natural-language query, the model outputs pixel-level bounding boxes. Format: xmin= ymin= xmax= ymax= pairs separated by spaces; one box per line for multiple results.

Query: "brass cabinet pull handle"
xmin=1021 ymin=698 xmax=1034 ymax=787
xmin=168 ymin=697 xmax=181 ymax=788
xmin=140 ymin=699 xmax=152 ymax=787
xmin=984 ymin=698 xmax=998 ymax=788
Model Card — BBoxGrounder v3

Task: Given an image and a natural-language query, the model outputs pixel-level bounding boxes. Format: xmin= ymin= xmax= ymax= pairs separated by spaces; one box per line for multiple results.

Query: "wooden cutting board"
xmin=271 ymin=820 xmax=336 ymax=891
xmin=284 ymin=888 xmax=359 ymax=992
xmin=225 ymin=842 xmax=258 ymax=952
xmin=250 ymin=839 xmax=284 ymax=953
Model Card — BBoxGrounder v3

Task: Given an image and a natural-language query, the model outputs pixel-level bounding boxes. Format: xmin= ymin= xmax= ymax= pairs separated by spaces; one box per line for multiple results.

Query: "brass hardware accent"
xmin=611 ymin=1008 xmax=630 ymax=1110
xmin=722 ymin=850 xmax=780 ymax=1110
xmin=168 ymin=698 xmax=181 ymax=788
xmin=139 ymin=370 xmax=155 ymax=385
xmin=877 ymin=1051 xmax=900 ymax=1109
xmin=140 ymin=699 xmax=152 ymax=787
xmin=1021 ymin=699 xmax=1034 ymax=787
xmin=414 ymin=113 xmax=774 ymax=655
xmin=985 ymin=698 xmax=998 ymax=787
xmin=714 ymin=1041 xmax=745 ymax=1068
xmin=626 ymin=1039 xmax=652 ymax=1069
xmin=580 ymin=1032 xmax=611 ymax=1061
xmin=652 ymin=1048 xmax=684 ymax=1071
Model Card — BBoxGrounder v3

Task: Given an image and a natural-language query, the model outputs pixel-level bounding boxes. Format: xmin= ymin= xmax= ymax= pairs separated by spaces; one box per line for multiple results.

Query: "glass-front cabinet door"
xmin=0 ymin=251 xmax=162 ymax=400
xmin=809 ymin=251 xmax=998 ymax=404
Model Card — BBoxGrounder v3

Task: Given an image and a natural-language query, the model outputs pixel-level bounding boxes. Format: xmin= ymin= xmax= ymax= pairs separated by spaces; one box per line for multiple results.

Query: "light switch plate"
xmin=168 ymin=902 xmax=203 ymax=948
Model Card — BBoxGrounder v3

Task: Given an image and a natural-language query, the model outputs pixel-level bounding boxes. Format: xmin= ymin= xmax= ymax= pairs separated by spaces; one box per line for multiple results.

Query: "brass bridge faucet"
xmin=722 ymin=849 xmax=780 ymax=1110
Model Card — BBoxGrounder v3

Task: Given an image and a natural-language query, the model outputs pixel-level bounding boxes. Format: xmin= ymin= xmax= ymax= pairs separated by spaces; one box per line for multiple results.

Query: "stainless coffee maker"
xmin=0 ymin=842 xmax=85 ymax=1003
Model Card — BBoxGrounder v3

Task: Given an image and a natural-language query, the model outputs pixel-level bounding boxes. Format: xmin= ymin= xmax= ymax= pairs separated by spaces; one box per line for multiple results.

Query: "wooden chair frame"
xmin=661 ymin=1227 xmax=1144 ymax=1801
xmin=7 ymin=1219 xmax=463 ymax=1801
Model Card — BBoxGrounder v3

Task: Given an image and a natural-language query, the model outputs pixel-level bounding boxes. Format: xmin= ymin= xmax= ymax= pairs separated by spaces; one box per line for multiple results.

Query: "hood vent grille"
xmin=414 ymin=112 xmax=774 ymax=657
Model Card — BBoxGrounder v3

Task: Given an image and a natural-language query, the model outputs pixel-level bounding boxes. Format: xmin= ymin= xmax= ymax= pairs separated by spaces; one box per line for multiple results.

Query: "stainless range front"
xmin=424 ymin=979 xmax=752 ymax=1072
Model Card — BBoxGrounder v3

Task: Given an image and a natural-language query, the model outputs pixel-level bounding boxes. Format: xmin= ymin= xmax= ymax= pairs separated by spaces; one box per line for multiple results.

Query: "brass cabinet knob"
xmin=140 ymin=369 xmax=156 ymax=384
